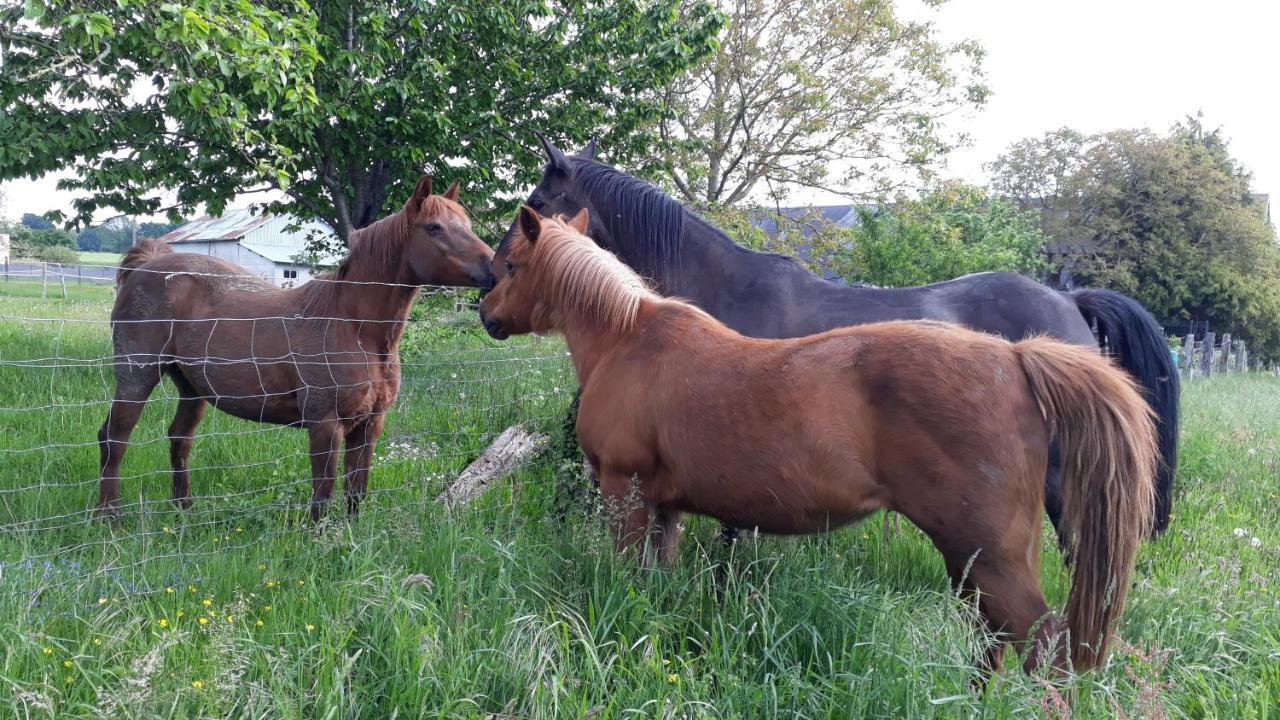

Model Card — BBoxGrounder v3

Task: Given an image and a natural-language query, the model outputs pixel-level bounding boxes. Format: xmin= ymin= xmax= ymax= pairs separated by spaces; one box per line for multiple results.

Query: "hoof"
xmin=173 ymin=496 xmax=194 ymax=510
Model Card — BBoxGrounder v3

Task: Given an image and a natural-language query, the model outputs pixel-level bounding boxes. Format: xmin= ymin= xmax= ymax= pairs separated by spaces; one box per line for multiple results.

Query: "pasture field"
xmin=0 ymin=280 xmax=1277 ymax=718
xmin=75 ymin=252 xmax=125 ymax=267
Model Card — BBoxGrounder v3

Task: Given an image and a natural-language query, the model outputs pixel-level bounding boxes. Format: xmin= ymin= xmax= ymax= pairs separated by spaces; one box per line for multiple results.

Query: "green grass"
xmin=0 ymin=288 xmax=1277 ymax=718
xmin=75 ymin=252 xmax=125 ymax=267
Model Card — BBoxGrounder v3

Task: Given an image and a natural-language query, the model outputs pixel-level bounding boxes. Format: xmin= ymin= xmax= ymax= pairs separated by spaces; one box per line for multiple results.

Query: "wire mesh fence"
xmin=0 ymin=272 xmax=574 ymax=602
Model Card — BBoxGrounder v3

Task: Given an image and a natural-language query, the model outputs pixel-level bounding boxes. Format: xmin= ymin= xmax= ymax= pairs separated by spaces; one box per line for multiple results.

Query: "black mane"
xmin=570 ymin=158 xmax=692 ymax=275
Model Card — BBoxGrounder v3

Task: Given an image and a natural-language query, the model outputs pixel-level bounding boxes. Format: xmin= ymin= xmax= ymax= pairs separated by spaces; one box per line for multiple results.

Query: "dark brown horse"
xmin=480 ymin=207 xmax=1157 ymax=674
xmin=98 ymin=177 xmax=494 ymax=519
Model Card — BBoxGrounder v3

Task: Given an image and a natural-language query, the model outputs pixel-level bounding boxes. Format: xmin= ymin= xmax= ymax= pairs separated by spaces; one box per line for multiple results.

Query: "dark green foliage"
xmin=20 ymin=212 xmax=53 ymax=230
xmin=1 ymin=0 xmax=721 ymax=244
xmin=991 ymin=117 xmax=1280 ymax=361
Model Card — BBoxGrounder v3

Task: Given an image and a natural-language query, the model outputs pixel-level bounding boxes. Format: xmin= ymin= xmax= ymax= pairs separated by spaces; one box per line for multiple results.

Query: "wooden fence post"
xmin=1181 ymin=334 xmax=1195 ymax=378
xmin=59 ymin=272 xmax=67 ymax=300
xmin=40 ymin=262 xmax=48 ymax=299
xmin=1201 ymin=331 xmax=1215 ymax=378
xmin=1217 ymin=333 xmax=1231 ymax=373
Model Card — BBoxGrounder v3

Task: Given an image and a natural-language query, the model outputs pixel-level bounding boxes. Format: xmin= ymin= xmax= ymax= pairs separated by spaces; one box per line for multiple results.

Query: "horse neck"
xmin=558 ymin=298 xmax=655 ymax=387
xmin=319 ymin=219 xmax=420 ymax=351
xmin=623 ymin=214 xmax=743 ymax=302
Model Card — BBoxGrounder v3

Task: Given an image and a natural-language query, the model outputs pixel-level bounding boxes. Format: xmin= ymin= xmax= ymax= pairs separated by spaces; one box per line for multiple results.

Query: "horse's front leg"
xmin=343 ymin=415 xmax=384 ymax=515
xmin=598 ymin=469 xmax=651 ymax=558
xmin=307 ymin=419 xmax=346 ymax=521
xmin=654 ymin=508 xmax=683 ymax=567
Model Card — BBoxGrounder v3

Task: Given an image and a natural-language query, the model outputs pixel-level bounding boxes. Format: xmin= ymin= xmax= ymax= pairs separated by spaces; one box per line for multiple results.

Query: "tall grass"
xmin=0 ymin=283 xmax=1276 ymax=718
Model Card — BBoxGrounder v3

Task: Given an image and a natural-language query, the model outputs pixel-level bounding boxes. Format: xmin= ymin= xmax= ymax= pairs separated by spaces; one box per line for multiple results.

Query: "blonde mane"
xmin=529 ymin=216 xmax=658 ymax=333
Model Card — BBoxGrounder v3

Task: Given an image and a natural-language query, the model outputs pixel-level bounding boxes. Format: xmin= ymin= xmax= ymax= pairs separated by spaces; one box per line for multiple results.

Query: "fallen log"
xmin=436 ymin=425 xmax=548 ymax=511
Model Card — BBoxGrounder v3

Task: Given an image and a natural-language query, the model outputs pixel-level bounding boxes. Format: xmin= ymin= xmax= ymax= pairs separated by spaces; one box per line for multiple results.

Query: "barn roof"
xmin=157 ymin=208 xmax=275 ymax=244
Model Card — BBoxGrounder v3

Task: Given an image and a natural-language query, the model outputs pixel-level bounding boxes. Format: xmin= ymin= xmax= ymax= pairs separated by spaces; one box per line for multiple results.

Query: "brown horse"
xmin=479 ymin=207 xmax=1157 ymax=674
xmin=98 ymin=177 xmax=494 ymax=520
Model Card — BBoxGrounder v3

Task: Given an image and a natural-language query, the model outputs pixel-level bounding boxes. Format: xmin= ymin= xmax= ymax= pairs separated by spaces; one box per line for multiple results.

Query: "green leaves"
xmin=831 ymin=182 xmax=1048 ymax=288
xmin=991 ymin=118 xmax=1280 ymax=361
xmin=1 ymin=0 xmax=717 ymax=244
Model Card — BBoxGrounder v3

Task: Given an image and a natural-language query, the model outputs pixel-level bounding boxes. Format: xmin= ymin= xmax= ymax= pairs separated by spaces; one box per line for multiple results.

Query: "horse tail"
xmin=1015 ymin=337 xmax=1157 ymax=671
xmin=1072 ymin=288 xmax=1179 ymax=535
xmin=117 ymin=238 xmax=173 ymax=285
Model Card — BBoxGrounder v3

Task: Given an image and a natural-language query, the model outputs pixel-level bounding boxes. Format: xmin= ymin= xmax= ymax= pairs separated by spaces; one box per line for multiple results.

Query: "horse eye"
xmin=505 ymin=260 xmax=515 ymax=275
xmin=424 ymin=223 xmax=443 ymax=235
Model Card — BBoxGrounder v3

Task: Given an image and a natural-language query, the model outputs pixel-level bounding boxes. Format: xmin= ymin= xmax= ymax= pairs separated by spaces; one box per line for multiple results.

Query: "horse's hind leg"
xmin=343 ymin=415 xmax=384 ymax=515
xmin=97 ymin=367 xmax=163 ymax=517
xmin=166 ymin=373 xmax=206 ymax=510
xmin=912 ymin=493 xmax=1066 ymax=675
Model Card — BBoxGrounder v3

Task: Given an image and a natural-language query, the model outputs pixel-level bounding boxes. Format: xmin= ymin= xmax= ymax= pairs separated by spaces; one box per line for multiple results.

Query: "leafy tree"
xmin=828 ymin=182 xmax=1047 ymax=287
xmin=990 ymin=117 xmax=1280 ymax=360
xmin=655 ymin=0 xmax=988 ymax=206
xmin=75 ymin=218 xmax=135 ymax=253
xmin=1 ymin=0 xmax=721 ymax=243
xmin=20 ymin=212 xmax=53 ymax=230
xmin=138 ymin=221 xmax=181 ymax=239
xmin=35 ymin=244 xmax=78 ymax=264
xmin=11 ymin=225 xmax=76 ymax=250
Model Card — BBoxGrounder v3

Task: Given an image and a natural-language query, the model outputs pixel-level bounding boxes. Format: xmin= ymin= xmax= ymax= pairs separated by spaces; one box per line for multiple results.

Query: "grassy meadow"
xmin=0 ymin=280 xmax=1277 ymax=718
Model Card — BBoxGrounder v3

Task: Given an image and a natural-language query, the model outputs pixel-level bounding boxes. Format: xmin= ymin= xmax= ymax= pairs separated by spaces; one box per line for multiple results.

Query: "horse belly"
xmin=665 ymin=451 xmax=884 ymax=535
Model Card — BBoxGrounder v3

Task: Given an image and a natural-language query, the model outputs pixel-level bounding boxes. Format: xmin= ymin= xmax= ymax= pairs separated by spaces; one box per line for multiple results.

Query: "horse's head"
xmin=400 ymin=176 xmax=495 ymax=289
xmin=480 ymin=205 xmax=590 ymax=340
xmin=493 ymin=135 xmax=609 ymax=282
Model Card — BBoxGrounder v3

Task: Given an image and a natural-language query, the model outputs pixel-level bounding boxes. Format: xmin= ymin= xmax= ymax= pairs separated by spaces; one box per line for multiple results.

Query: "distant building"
xmin=156 ymin=209 xmax=338 ymax=286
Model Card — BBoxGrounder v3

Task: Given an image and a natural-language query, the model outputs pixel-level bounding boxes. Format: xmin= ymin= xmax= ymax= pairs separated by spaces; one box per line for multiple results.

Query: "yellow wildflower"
xmin=297 ymin=579 xmax=306 ymax=586
xmin=263 ymin=605 xmax=273 ymax=611
xmin=226 ymin=616 xmax=234 ymax=623
xmin=63 ymin=660 xmax=73 ymax=668
xmin=305 ymin=624 xmax=315 ymax=633
xmin=191 ymin=680 xmax=205 ymax=689
xmin=256 ymin=619 xmax=265 ymax=627
xmin=92 ymin=638 xmax=102 ymax=646
xmin=65 ymin=676 xmax=74 ymax=685
xmin=42 ymin=647 xmax=53 ymax=656
xmin=165 ymin=587 xmax=175 ymax=594
xmin=158 ymin=618 xmax=169 ymax=629
xmin=177 ymin=610 xmax=186 ymax=618
xmin=98 ymin=597 xmax=108 ymax=605
xmin=258 ymin=564 xmax=267 ymax=571
xmin=202 ymin=598 xmax=212 ymax=607
xmin=198 ymin=617 xmax=209 ymax=625
xmin=187 ymin=586 xmax=196 ymax=593
xmin=666 ymin=673 xmax=679 ymax=684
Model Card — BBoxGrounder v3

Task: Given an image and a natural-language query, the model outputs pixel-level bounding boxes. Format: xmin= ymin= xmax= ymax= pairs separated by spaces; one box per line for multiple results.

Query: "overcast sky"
xmin=2 ymin=0 xmax=1276 ymax=225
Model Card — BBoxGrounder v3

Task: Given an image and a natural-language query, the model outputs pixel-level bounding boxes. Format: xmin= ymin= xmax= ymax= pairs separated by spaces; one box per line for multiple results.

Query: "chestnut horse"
xmin=480 ymin=207 xmax=1157 ymax=674
xmin=98 ymin=177 xmax=494 ymax=520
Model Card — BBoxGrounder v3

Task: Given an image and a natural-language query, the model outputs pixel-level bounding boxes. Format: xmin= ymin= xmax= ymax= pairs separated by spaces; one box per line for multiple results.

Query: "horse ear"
xmin=517 ymin=205 xmax=542 ymax=245
xmin=442 ymin=180 xmax=460 ymax=201
xmin=536 ymin=131 xmax=572 ymax=174
xmin=576 ymin=139 xmax=597 ymax=160
xmin=567 ymin=207 xmax=589 ymax=234
xmin=407 ymin=176 xmax=433 ymax=211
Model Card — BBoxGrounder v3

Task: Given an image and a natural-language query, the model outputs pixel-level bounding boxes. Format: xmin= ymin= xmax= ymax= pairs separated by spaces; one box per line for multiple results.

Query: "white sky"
xmin=3 ymin=0 xmax=1277 ymax=225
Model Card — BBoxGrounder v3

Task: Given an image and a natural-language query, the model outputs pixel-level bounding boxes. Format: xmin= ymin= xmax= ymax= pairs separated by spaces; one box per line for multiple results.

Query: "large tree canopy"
xmin=1 ymin=0 xmax=721 ymax=241
xmin=654 ymin=0 xmax=987 ymax=206
xmin=990 ymin=118 xmax=1280 ymax=360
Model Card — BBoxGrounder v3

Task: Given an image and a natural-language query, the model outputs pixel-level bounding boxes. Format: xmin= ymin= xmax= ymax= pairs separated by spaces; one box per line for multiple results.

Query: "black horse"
xmin=496 ymin=136 xmax=1179 ymax=542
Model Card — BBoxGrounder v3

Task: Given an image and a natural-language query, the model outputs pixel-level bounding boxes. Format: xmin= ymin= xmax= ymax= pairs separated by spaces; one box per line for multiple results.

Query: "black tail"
xmin=1072 ymin=288 xmax=1179 ymax=535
